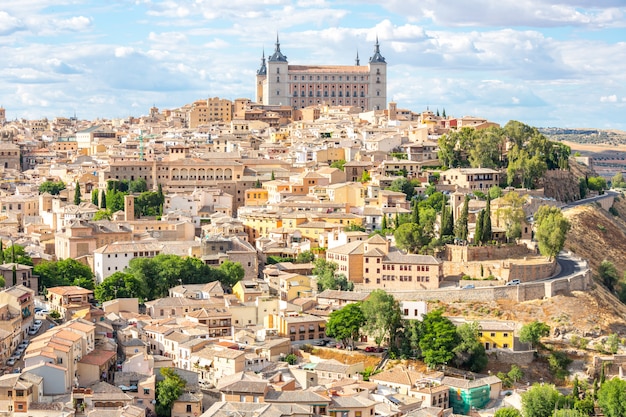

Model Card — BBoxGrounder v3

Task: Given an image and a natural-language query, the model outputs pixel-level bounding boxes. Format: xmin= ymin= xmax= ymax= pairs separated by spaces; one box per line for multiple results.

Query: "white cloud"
xmin=600 ymin=95 xmax=618 ymax=102
xmin=115 ymin=47 xmax=138 ymax=58
xmin=0 ymin=11 xmax=25 ymax=35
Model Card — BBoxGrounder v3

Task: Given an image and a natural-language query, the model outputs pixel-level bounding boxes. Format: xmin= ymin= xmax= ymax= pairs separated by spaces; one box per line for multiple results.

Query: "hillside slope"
xmin=438 ymin=199 xmax=626 ymax=336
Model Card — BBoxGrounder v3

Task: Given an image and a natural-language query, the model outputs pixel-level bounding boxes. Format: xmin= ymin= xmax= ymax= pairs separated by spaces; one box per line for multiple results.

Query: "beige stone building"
xmin=188 ymin=97 xmax=233 ymax=127
xmin=440 ymin=167 xmax=501 ymax=191
xmin=361 ymin=235 xmax=442 ymax=290
xmin=257 ymin=37 xmax=388 ymax=111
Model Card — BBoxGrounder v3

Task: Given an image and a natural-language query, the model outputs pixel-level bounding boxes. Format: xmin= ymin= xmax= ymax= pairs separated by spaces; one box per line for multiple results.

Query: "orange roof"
xmin=79 ymin=349 xmax=116 ymax=366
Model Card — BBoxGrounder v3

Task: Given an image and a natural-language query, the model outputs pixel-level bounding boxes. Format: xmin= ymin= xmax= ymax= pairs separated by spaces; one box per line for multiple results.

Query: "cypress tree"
xmin=381 ymin=213 xmax=388 ymax=230
xmin=455 ymin=195 xmax=469 ymax=241
xmin=475 ymin=210 xmax=484 ymax=245
xmin=411 ymin=199 xmax=420 ymax=225
xmin=572 ymin=375 xmax=579 ymax=399
xmin=271 ymin=171 xmax=275 ymax=180
xmin=91 ymin=189 xmax=99 ymax=205
xmin=11 ymin=241 xmax=15 ymax=264
xmin=0 ymin=240 xmax=4 ymax=264
xmin=394 ymin=212 xmax=400 ymax=229
xmin=73 ymin=181 xmax=82 ymax=205
xmin=441 ymin=199 xmax=453 ymax=237
xmin=101 ymin=190 xmax=107 ymax=209
xmin=12 ymin=264 xmax=16 ymax=286
xmin=482 ymin=196 xmax=492 ymax=244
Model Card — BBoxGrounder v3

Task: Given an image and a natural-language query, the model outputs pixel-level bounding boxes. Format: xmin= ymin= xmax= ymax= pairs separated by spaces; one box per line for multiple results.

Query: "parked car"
xmin=462 ymin=284 xmax=475 ymax=290
xmin=365 ymin=346 xmax=385 ymax=353
xmin=34 ymin=319 xmax=42 ymax=326
xmin=6 ymin=358 xmax=16 ymax=366
xmin=28 ymin=327 xmax=38 ymax=335
xmin=506 ymin=279 xmax=521 ymax=286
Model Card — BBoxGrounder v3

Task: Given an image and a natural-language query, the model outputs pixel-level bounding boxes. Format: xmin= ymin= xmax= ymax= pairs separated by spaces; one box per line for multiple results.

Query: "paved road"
xmin=562 ymin=190 xmax=619 ymax=210
xmin=552 ymin=251 xmax=585 ymax=279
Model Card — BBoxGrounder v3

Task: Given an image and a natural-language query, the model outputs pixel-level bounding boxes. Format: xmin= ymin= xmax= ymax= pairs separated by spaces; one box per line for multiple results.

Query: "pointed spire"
xmin=355 ymin=50 xmax=360 ymax=66
xmin=268 ymin=34 xmax=287 ymax=62
xmin=369 ymin=36 xmax=386 ymax=63
xmin=257 ymin=47 xmax=267 ymax=75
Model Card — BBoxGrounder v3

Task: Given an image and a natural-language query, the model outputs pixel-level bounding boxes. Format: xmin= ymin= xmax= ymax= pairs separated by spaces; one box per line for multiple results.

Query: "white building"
xmin=93 ymin=241 xmax=163 ymax=283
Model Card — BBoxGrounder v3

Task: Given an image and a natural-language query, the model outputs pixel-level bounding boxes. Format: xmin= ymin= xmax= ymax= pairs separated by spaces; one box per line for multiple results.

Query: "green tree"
xmin=496 ymin=191 xmax=526 ymax=242
xmin=578 ymin=178 xmax=588 ymax=199
xmin=607 ymin=333 xmax=619 ymax=354
xmin=494 ymin=408 xmax=522 ymax=417
xmin=361 ymin=290 xmax=401 ymax=347
xmin=106 ymin=190 xmax=126 ymax=213
xmin=553 ymin=410 xmax=585 ymax=417
xmin=587 ymin=176 xmax=607 ymax=192
xmin=519 ymin=320 xmax=550 ymax=349
xmin=135 ymin=191 xmax=164 ymax=217
xmin=508 ymin=365 xmax=524 ymax=384
xmin=574 ymin=398 xmax=595 ymax=415
xmin=39 ymin=180 xmax=66 ymax=195
xmin=611 ymin=172 xmax=626 ymax=188
xmin=344 ymin=223 xmax=366 ymax=232
xmin=489 ymin=186 xmax=503 ymax=200
xmin=156 ymin=368 xmax=186 ymax=417
xmin=129 ymin=178 xmax=148 ymax=193
xmin=387 ymin=177 xmax=415 ymax=200
xmin=330 ymin=159 xmax=346 ymax=171
xmin=598 ymin=260 xmax=619 ymax=292
xmin=34 ymin=258 xmax=95 ymax=291
xmin=475 ymin=210 xmax=484 ymax=245
xmin=454 ymin=195 xmax=470 ymax=241
xmin=534 ymin=205 xmax=570 ymax=260
xmin=100 ymin=190 xmax=107 ymax=208
xmin=0 ymin=276 xmax=5 ymax=287
xmin=521 ymin=383 xmax=560 ymax=417
xmin=12 ymin=264 xmax=16 ymax=286
xmin=313 ymin=258 xmax=354 ymax=291
xmin=283 ymin=353 xmax=298 ymax=365
xmin=481 ymin=196 xmax=492 ymax=244
xmin=73 ymin=181 xmax=82 ymax=205
xmin=381 ymin=213 xmax=388 ymax=230
xmin=218 ymin=260 xmax=245 ymax=288
xmin=91 ymin=189 xmax=99 ymax=205
xmin=440 ymin=199 xmax=453 ymax=237
xmin=453 ymin=321 xmax=488 ymax=372
xmin=411 ymin=198 xmax=420 ymax=225
xmin=93 ymin=210 xmax=112 ymax=221
xmin=94 ymin=272 xmax=147 ymax=302
xmin=0 ymin=240 xmax=4 ymax=264
xmin=598 ymin=378 xmax=626 ymax=417
xmin=548 ymin=350 xmax=572 ymax=379
xmin=2 ymin=244 xmax=33 ymax=266
xmin=326 ymin=303 xmax=365 ymax=349
xmin=418 ymin=309 xmax=459 ymax=368
xmin=469 ymin=126 xmax=504 ymax=168
xmin=394 ymin=222 xmax=429 ymax=254
xmin=295 ymin=250 xmax=315 ymax=264
xmin=360 ymin=171 xmax=371 ymax=183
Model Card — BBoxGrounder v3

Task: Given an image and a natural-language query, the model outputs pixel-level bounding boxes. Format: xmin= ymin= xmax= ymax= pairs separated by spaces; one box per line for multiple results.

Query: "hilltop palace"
xmin=255 ymin=36 xmax=387 ymax=111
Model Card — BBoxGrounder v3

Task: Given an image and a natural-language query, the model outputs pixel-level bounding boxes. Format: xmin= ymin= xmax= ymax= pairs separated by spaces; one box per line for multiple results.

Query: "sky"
xmin=1 ymin=1 xmax=625 ymax=130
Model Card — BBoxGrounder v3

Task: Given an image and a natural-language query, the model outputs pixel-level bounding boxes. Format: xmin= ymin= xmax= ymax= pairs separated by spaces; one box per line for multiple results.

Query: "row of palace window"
xmin=293 ymin=90 xmax=365 ymax=97
xmin=290 ymin=74 xmax=369 ymax=81
xmin=380 ymin=275 xmax=430 ymax=282
xmin=382 ymin=264 xmax=430 ymax=271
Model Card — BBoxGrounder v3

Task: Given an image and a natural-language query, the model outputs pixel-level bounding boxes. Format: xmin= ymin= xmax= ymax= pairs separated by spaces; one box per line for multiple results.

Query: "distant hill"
xmin=540 ymin=127 xmax=626 ymax=146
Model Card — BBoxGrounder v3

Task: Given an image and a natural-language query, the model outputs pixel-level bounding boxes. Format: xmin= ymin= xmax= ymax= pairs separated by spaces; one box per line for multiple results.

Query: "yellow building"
xmin=266 ymin=312 xmax=326 ymax=342
xmin=477 ymin=320 xmax=516 ymax=350
xmin=245 ymin=188 xmax=269 ymax=206
xmin=239 ymin=211 xmax=282 ymax=243
xmin=278 ymin=273 xmax=314 ymax=301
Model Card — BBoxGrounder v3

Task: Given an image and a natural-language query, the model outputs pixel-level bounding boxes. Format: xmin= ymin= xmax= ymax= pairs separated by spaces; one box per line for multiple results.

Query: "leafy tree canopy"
xmin=94 ymin=272 xmax=147 ymax=302
xmin=156 ymin=368 xmax=186 ymax=417
xmin=519 ymin=320 xmax=550 ymax=349
xmin=494 ymin=408 xmax=522 ymax=417
xmin=521 ymin=383 xmax=560 ymax=417
xmin=597 ymin=377 xmax=626 ymax=417
xmin=35 ymin=258 xmax=95 ymax=292
xmin=39 ymin=180 xmax=66 ymax=195
xmin=361 ymin=290 xmax=401 ymax=347
xmin=418 ymin=309 xmax=459 ymax=368
xmin=326 ymin=303 xmax=365 ymax=349
xmin=534 ymin=205 xmax=570 ymax=260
